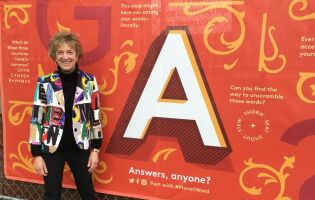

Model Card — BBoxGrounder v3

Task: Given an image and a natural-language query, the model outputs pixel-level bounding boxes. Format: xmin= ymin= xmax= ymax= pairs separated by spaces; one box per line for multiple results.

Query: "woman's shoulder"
xmin=78 ymin=69 xmax=96 ymax=81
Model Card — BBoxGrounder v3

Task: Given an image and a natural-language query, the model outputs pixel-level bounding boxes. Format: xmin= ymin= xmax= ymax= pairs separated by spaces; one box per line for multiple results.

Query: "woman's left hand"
xmin=87 ymin=151 xmax=99 ymax=173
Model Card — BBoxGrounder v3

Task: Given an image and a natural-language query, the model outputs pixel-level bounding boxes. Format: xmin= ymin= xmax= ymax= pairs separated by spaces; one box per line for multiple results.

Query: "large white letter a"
xmin=124 ymin=30 xmax=227 ymax=148
xmin=106 ymin=27 xmax=231 ymax=165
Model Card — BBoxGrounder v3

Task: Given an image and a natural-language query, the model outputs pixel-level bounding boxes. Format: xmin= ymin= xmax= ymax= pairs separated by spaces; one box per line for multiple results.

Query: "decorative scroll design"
xmin=9 ymin=141 xmax=36 ymax=174
xmin=289 ymin=0 xmax=315 ymax=21
xmin=8 ymin=100 xmax=33 ymax=126
xmin=4 ymin=4 xmax=32 ymax=29
xmin=100 ymin=106 xmax=114 ymax=127
xmin=169 ymin=1 xmax=245 ymax=70
xmin=57 ymin=21 xmax=71 ymax=32
xmin=98 ymin=40 xmax=138 ymax=96
xmin=9 ymin=141 xmax=73 ymax=174
xmin=9 ymin=141 xmax=113 ymax=185
xmin=239 ymin=156 xmax=295 ymax=200
xmin=297 ymin=72 xmax=315 ymax=103
xmin=8 ymin=64 xmax=45 ymax=126
xmin=152 ymin=148 xmax=177 ymax=163
xmin=224 ymin=58 xmax=238 ymax=70
xmin=93 ymin=161 xmax=114 ymax=184
xmin=258 ymin=13 xmax=286 ymax=74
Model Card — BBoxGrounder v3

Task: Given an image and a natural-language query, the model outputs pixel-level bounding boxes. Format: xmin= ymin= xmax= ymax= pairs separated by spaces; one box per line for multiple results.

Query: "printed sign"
xmin=1 ymin=1 xmax=315 ymax=199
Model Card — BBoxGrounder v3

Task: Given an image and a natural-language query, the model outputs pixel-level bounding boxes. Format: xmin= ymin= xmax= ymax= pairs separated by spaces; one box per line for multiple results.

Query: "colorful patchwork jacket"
xmin=29 ymin=69 xmax=103 ymax=153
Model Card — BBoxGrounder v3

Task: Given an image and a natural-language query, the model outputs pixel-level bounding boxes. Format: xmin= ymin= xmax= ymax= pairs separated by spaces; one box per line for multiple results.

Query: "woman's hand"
xmin=33 ymin=156 xmax=48 ymax=176
xmin=87 ymin=151 xmax=99 ymax=173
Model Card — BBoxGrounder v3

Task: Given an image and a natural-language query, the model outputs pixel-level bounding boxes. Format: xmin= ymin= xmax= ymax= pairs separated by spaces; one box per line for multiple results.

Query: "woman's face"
xmin=55 ymin=42 xmax=78 ymax=73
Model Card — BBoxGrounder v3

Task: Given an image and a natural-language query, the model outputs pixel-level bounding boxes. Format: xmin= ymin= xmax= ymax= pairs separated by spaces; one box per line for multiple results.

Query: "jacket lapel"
xmin=50 ymin=72 xmax=65 ymax=111
xmin=73 ymin=70 xmax=93 ymax=105
xmin=74 ymin=71 xmax=84 ymax=105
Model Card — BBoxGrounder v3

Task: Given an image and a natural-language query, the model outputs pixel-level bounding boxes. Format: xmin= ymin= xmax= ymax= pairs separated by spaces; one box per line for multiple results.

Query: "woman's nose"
xmin=61 ymin=53 xmax=69 ymax=59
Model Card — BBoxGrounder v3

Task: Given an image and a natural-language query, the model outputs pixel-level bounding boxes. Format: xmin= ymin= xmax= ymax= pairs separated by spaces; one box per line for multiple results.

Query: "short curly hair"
xmin=48 ymin=31 xmax=83 ymax=61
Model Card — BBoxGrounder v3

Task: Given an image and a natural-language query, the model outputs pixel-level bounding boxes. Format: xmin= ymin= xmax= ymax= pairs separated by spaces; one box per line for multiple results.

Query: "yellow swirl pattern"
xmin=4 ymin=4 xmax=32 ymax=29
xmin=239 ymin=156 xmax=295 ymax=200
xmin=152 ymin=148 xmax=177 ymax=163
xmin=258 ymin=13 xmax=286 ymax=74
xmin=93 ymin=161 xmax=114 ymax=184
xmin=9 ymin=141 xmax=36 ymax=174
xmin=9 ymin=141 xmax=113 ymax=185
xmin=57 ymin=21 xmax=71 ymax=32
xmin=289 ymin=0 xmax=315 ymax=21
xmin=8 ymin=65 xmax=49 ymax=126
xmin=169 ymin=1 xmax=245 ymax=70
xmin=8 ymin=101 xmax=33 ymax=126
xmin=224 ymin=58 xmax=238 ymax=70
xmin=297 ymin=72 xmax=315 ymax=103
xmin=99 ymin=40 xmax=138 ymax=96
xmin=99 ymin=106 xmax=113 ymax=127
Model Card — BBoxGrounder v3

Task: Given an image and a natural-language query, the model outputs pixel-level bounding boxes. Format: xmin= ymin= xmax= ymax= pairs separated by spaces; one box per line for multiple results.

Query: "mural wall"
xmin=1 ymin=0 xmax=315 ymax=199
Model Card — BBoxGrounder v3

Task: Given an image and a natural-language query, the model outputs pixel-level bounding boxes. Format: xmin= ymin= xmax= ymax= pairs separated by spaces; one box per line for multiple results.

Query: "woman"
xmin=29 ymin=31 xmax=102 ymax=200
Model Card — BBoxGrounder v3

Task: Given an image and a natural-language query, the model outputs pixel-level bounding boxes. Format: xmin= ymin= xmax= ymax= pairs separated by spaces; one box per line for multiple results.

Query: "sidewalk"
xmin=0 ymin=195 xmax=24 ymax=200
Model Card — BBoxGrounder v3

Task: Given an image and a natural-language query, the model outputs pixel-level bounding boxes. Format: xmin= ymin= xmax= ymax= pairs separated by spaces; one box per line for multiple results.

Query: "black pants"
xmin=42 ymin=150 xmax=97 ymax=200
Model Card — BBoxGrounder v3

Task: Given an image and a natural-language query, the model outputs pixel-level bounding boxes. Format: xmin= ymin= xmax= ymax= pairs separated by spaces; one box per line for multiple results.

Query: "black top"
xmin=56 ymin=66 xmax=79 ymax=151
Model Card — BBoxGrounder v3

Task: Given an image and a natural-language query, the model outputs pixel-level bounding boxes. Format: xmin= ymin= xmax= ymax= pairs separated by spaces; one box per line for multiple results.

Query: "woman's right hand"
xmin=33 ymin=156 xmax=48 ymax=176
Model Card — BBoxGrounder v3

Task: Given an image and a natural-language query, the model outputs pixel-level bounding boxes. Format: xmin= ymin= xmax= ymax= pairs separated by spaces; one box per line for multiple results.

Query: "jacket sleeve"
xmin=29 ymin=78 xmax=47 ymax=156
xmin=90 ymin=76 xmax=103 ymax=149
